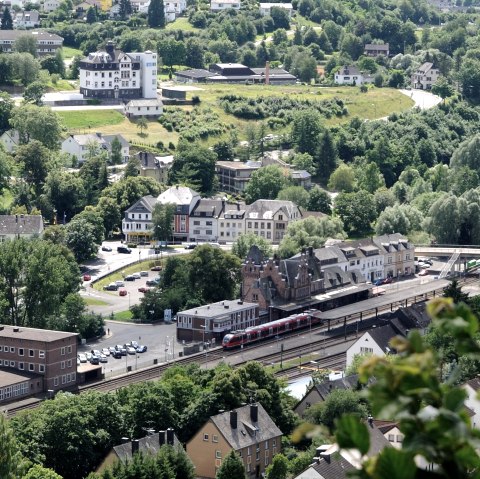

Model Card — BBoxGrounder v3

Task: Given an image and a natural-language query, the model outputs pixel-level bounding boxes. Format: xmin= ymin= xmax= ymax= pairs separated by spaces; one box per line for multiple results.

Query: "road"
xmin=399 ymin=89 xmax=442 ymax=110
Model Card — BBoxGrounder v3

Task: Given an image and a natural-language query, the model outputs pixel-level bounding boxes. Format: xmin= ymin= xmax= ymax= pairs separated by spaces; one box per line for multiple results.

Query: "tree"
xmin=22 ymin=465 xmax=63 ymax=479
xmin=147 ymin=0 xmax=165 ymax=28
xmin=158 ymin=38 xmax=186 ymax=68
xmin=291 ymin=109 xmax=323 ymax=157
xmin=137 ymin=116 xmax=148 ymax=136
xmin=216 ymin=450 xmax=245 ymax=479
xmin=443 ymin=279 xmax=470 ymax=304
xmin=232 ymin=233 xmax=273 ymax=260
xmin=290 ymin=152 xmax=315 ymax=175
xmin=277 ymin=216 xmax=346 ymax=258
xmin=316 ymin=129 xmax=337 ymax=181
xmin=375 ymin=204 xmax=422 ymax=236
xmin=277 ymin=186 xmax=310 ymax=209
xmin=119 ymin=0 xmax=132 ymax=19
xmin=1 ymin=6 xmax=13 ymax=30
xmin=10 ymin=104 xmax=63 ymax=150
xmin=124 ymin=155 xmax=140 ymax=178
xmin=109 ymin=136 xmax=123 ymax=165
xmin=335 ymin=190 xmax=377 ymax=236
xmin=450 ymin=134 xmax=480 ymax=173
xmin=152 ymin=203 xmax=176 ymax=243
xmin=244 ymin=165 xmax=289 ymax=204
xmin=11 ymin=52 xmax=40 ymax=85
xmin=15 ymin=140 xmax=50 ymax=196
xmin=168 ymin=143 xmax=217 ymax=195
xmin=0 ymin=413 xmax=27 ymax=478
xmin=86 ymin=5 xmax=97 ymax=23
xmin=328 ymin=163 xmax=356 ymax=192
xmin=307 ymin=186 xmax=332 ymax=214
xmin=0 ymin=148 xmax=12 ymax=195
xmin=458 ymin=58 xmax=480 ymax=101
xmin=265 ymin=453 xmax=288 ymax=479
xmin=0 ymin=91 xmax=14 ymax=133
xmin=356 ymin=162 xmax=386 ymax=194
xmin=432 ymin=77 xmax=454 ymax=102
xmin=14 ymin=34 xmax=37 ymax=57
xmin=65 ymin=217 xmax=101 ymax=262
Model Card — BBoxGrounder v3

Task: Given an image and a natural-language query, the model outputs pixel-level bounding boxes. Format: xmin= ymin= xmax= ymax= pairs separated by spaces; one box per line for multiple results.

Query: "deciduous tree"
xmin=216 ymin=450 xmax=245 ymax=479
xmin=244 ymin=165 xmax=289 ymax=204
xmin=335 ymin=190 xmax=377 ymax=236
xmin=232 ymin=233 xmax=273 ymax=260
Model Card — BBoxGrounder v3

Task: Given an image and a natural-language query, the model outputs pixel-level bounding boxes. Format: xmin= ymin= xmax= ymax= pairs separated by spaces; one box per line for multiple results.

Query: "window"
xmin=388 ymin=434 xmax=395 ymax=442
xmin=265 ymin=456 xmax=269 ymax=466
xmin=54 ymin=377 xmax=59 ymax=386
xmin=272 ymin=439 xmax=276 ymax=447
xmin=360 ymin=347 xmax=373 ymax=354
xmin=61 ymin=361 xmax=65 ymax=370
xmin=213 ymin=434 xmax=218 ymax=443
xmin=215 ymin=450 xmax=222 ymax=459
xmin=39 ymin=350 xmax=45 ymax=359
xmin=203 ymin=434 xmax=209 ymax=441
xmin=18 ymin=362 xmax=24 ymax=370
xmin=61 ymin=347 xmax=66 ymax=356
xmin=10 ymin=361 xmax=15 ymax=367
xmin=18 ymin=348 xmax=24 ymax=356
xmin=265 ymin=440 xmax=269 ymax=449
xmin=247 ymin=222 xmax=252 ymax=228
xmin=397 ymin=435 xmax=403 ymax=443
xmin=67 ymin=359 xmax=72 ymax=367
xmin=194 ymin=221 xmax=200 ymax=225
xmin=39 ymin=364 xmax=45 ymax=373
xmin=29 ymin=363 xmax=34 ymax=371
xmin=10 ymin=347 xmax=15 ymax=353
xmin=247 ymin=447 xmax=251 ymax=456
xmin=278 ymin=215 xmax=283 ymax=220
xmin=67 ymin=345 xmax=72 ymax=354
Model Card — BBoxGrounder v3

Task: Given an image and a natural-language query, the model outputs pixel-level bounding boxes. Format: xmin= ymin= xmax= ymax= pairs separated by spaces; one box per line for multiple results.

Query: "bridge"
xmin=415 ymin=245 xmax=480 ymax=259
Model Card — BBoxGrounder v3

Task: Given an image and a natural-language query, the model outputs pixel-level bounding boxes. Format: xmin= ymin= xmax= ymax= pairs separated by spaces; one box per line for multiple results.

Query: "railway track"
xmin=6 ymin=278 xmax=476 ymax=418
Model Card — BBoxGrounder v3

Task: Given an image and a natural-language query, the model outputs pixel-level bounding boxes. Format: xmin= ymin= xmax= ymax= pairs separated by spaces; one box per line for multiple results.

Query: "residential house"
xmin=79 ymin=41 xmax=158 ymax=100
xmin=334 ymin=65 xmax=368 ymax=86
xmin=373 ymin=420 xmax=404 ymax=448
xmin=345 ymin=323 xmax=404 ymax=368
xmin=0 ymin=325 xmax=78 ymax=403
xmin=0 ymin=214 xmax=44 ymax=240
xmin=129 ymin=0 xmax=150 ymax=11
xmin=259 ymin=2 xmax=293 ymax=16
xmin=43 ymin=0 xmax=61 ymax=12
xmin=215 ymin=160 xmax=261 ymax=194
xmin=218 ymin=202 xmax=246 ymax=242
xmin=74 ymin=0 xmax=101 ymax=16
xmin=176 ymin=299 xmax=259 ymax=342
xmin=121 ymin=195 xmax=156 ymax=244
xmin=210 ymin=0 xmax=240 ymax=10
xmin=245 ymin=199 xmax=302 ymax=244
xmin=125 ymin=98 xmax=163 ymax=117
xmin=61 ymin=133 xmax=129 ymax=164
xmin=186 ymin=403 xmax=282 ymax=479
xmin=189 ymin=198 xmax=225 ymax=243
xmin=294 ymin=374 xmax=364 ymax=417
xmin=136 ymin=151 xmax=173 ymax=184
xmin=412 ymin=62 xmax=440 ymax=90
xmin=291 ymin=170 xmax=312 ymax=189
xmin=0 ymin=30 xmax=63 ymax=55
xmin=0 ymin=129 xmax=20 ymax=153
xmin=14 ymin=10 xmax=40 ymax=28
xmin=164 ymin=0 xmax=186 ymax=16
xmin=157 ymin=185 xmax=200 ymax=242
xmin=463 ymin=377 xmax=480 ymax=429
xmin=373 ymin=233 xmax=415 ymax=278
xmin=97 ymin=429 xmax=180 ymax=472
xmin=364 ymin=43 xmax=389 ymax=57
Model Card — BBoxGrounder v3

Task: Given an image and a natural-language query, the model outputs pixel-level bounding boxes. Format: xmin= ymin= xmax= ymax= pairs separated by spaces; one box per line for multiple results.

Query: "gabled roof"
xmin=103 ymin=134 xmax=129 ymax=148
xmin=416 ymin=62 xmax=435 ymax=74
xmin=336 ymin=65 xmax=361 ymax=76
xmin=246 ymin=199 xmax=299 ymax=220
xmin=465 ymin=377 xmax=480 ymax=391
xmin=0 ymin=129 xmax=20 ymax=145
xmin=0 ymin=214 xmax=44 ymax=236
xmin=209 ymin=403 xmax=282 ymax=450
xmin=125 ymin=195 xmax=157 ymax=214
xmin=366 ymin=324 xmax=400 ymax=352
xmin=364 ymin=43 xmax=389 ymax=50
xmin=307 ymin=455 xmax=355 ymax=479
xmin=190 ymin=198 xmax=224 ymax=218
xmin=0 ymin=30 xmax=63 ymax=42
xmin=157 ymin=185 xmax=199 ymax=205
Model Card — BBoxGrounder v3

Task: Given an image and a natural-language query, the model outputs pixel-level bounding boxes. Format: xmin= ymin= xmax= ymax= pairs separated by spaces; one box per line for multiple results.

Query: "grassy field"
xmin=112 ymin=310 xmax=134 ymax=322
xmin=166 ymin=17 xmax=199 ymax=32
xmin=58 ymin=109 xmax=126 ymax=129
xmin=83 ymin=297 xmax=109 ymax=306
xmin=48 ymin=79 xmax=76 ymax=91
xmin=62 ymin=46 xmax=83 ymax=59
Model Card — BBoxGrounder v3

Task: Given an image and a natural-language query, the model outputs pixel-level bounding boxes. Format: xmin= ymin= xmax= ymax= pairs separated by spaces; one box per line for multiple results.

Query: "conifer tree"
xmin=1 ymin=7 xmax=13 ymax=30
xmin=147 ymin=0 xmax=165 ymax=28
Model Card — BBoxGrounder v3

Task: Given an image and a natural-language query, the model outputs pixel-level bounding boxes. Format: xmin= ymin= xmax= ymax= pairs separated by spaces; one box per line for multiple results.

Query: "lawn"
xmin=62 ymin=46 xmax=83 ymax=59
xmin=58 ymin=109 xmax=126 ymax=130
xmin=83 ymin=297 xmax=109 ymax=306
xmin=47 ymin=79 xmax=77 ymax=91
xmin=112 ymin=310 xmax=134 ymax=322
xmin=166 ymin=17 xmax=199 ymax=32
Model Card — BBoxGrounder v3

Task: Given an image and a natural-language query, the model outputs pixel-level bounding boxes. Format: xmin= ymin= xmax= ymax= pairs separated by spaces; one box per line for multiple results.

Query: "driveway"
xmin=399 ymin=89 xmax=442 ymax=110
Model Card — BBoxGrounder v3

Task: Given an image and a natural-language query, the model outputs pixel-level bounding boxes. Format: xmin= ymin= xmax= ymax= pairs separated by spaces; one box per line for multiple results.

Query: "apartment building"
xmin=121 ymin=195 xmax=156 ymax=244
xmin=187 ymin=403 xmax=282 ymax=479
xmin=215 ymin=161 xmax=261 ymax=194
xmin=189 ymin=198 xmax=225 ymax=243
xmin=0 ymin=325 xmax=78 ymax=404
xmin=79 ymin=41 xmax=157 ymax=100
xmin=218 ymin=202 xmax=246 ymax=242
xmin=0 ymin=30 xmax=63 ymax=55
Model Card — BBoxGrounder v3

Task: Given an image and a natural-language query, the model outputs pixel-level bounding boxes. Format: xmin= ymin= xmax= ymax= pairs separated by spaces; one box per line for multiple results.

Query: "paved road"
xmin=399 ymin=89 xmax=442 ymax=110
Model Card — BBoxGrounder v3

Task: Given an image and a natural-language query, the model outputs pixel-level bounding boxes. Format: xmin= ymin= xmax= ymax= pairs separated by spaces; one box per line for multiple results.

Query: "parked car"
xmin=117 ymin=246 xmax=132 ymax=254
xmin=125 ymin=275 xmax=136 ymax=281
xmin=138 ymin=286 xmax=150 ymax=293
xmin=146 ymin=279 xmax=159 ymax=287
xmin=127 ymin=346 xmax=137 ymax=355
xmin=418 ymin=269 xmax=430 ymax=276
xmin=382 ymin=277 xmax=393 ymax=284
xmin=140 ymin=271 xmax=149 ymax=277
xmin=373 ymin=279 xmax=384 ymax=286
xmin=136 ymin=345 xmax=147 ymax=353
xmin=132 ymin=272 xmax=142 ymax=279
xmin=119 ymin=289 xmax=127 ymax=296
xmin=104 ymin=283 xmax=118 ymax=291
xmin=99 ymin=354 xmax=108 ymax=363
xmin=131 ymin=340 xmax=139 ymax=348
xmin=115 ymin=280 xmax=125 ymax=287
xmin=90 ymin=355 xmax=99 ymax=365
xmin=83 ymin=274 xmax=91 ymax=281
xmin=102 ymin=245 xmax=112 ymax=252
xmin=85 ymin=352 xmax=92 ymax=361
xmin=92 ymin=349 xmax=101 ymax=357
xmin=115 ymin=345 xmax=127 ymax=355
xmin=111 ymin=349 xmax=122 ymax=359
xmin=101 ymin=348 xmax=110 ymax=356
xmin=184 ymin=243 xmax=197 ymax=249
xmin=108 ymin=346 xmax=116 ymax=355
xmin=150 ymin=265 xmax=162 ymax=271
xmin=78 ymin=353 xmax=87 ymax=363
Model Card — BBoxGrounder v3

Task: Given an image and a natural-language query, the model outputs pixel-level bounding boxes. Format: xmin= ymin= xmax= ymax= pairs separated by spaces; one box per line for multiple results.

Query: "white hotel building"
xmin=79 ymin=41 xmax=158 ymax=100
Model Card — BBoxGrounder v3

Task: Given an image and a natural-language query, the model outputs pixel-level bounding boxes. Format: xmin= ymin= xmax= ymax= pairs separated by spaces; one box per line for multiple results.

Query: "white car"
xmin=132 ymin=272 xmax=142 ymax=279
xmin=78 ymin=353 xmax=87 ymax=363
xmin=115 ymin=280 xmax=125 ymax=287
xmin=99 ymin=354 xmax=108 ymax=363
xmin=101 ymin=347 xmax=110 ymax=356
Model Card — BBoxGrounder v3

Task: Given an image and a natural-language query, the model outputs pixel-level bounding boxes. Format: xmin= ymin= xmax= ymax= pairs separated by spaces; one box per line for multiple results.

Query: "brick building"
xmin=187 ymin=403 xmax=282 ymax=479
xmin=176 ymin=299 xmax=259 ymax=342
xmin=0 ymin=326 xmax=78 ymax=404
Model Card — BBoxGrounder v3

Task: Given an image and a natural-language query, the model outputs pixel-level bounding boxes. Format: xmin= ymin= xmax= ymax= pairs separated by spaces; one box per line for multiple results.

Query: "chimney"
xmin=250 ymin=404 xmax=258 ymax=423
xmin=166 ymin=428 xmax=174 ymax=445
xmin=131 ymin=439 xmax=139 ymax=455
xmin=159 ymin=430 xmax=165 ymax=446
xmin=368 ymin=415 xmax=373 ymax=427
xmin=224 ymin=304 xmax=229 ymax=309
xmin=230 ymin=410 xmax=238 ymax=429
xmin=13 ymin=327 xmax=19 ymax=332
xmin=265 ymin=61 xmax=270 ymax=85
xmin=121 ymin=437 xmax=129 ymax=444
xmin=106 ymin=40 xmax=115 ymax=57
xmin=237 ymin=202 xmax=240 ymax=211
xmin=308 ymin=246 xmax=313 ymax=257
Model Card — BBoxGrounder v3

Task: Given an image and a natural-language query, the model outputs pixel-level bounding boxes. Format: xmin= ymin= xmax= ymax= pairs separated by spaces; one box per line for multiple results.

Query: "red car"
xmin=83 ymin=274 xmax=91 ymax=281
xmin=138 ymin=286 xmax=150 ymax=293
xmin=382 ymin=277 xmax=393 ymax=284
xmin=119 ymin=289 xmax=127 ymax=296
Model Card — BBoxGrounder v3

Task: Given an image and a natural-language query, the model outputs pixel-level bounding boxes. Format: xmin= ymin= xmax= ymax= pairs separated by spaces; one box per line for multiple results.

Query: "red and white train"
xmin=222 ymin=309 xmax=323 ymax=350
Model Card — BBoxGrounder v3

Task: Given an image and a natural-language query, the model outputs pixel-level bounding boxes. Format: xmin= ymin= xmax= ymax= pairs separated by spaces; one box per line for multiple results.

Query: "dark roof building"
xmin=0 ymin=30 xmax=63 ymax=55
xmin=0 ymin=214 xmax=44 ymax=239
